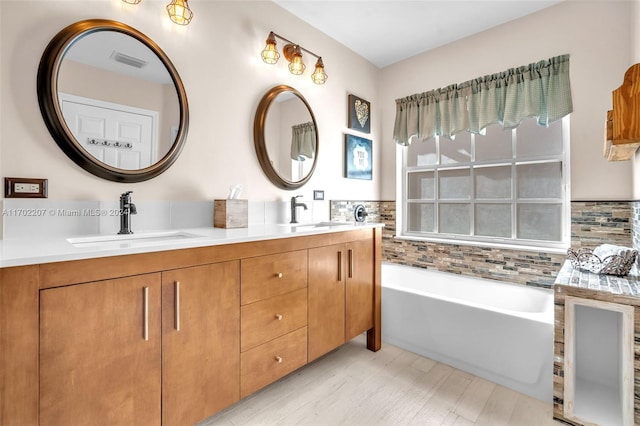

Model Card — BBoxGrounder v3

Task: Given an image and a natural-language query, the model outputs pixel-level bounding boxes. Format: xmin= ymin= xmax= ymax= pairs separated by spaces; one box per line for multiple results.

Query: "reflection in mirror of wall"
xmin=254 ymin=86 xmax=319 ymax=190
xmin=37 ymin=19 xmax=189 ymax=182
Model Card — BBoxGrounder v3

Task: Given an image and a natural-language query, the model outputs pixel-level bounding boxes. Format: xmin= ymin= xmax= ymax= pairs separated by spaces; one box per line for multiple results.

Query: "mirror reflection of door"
xmin=59 ymin=93 xmax=157 ymax=169
xmin=56 ymin=29 xmax=180 ymax=170
xmin=264 ymin=92 xmax=316 ymax=182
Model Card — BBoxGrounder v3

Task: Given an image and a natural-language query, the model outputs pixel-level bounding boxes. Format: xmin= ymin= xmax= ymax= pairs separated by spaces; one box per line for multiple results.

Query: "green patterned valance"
xmin=393 ymin=54 xmax=573 ymax=146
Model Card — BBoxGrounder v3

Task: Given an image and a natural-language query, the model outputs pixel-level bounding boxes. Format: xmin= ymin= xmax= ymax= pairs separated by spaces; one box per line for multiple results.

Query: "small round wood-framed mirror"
xmin=37 ymin=19 xmax=189 ymax=182
xmin=253 ymin=85 xmax=319 ymax=190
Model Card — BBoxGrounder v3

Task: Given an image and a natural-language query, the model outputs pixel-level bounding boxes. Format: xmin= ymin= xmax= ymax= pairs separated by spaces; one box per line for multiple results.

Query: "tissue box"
xmin=214 ymin=199 xmax=248 ymax=228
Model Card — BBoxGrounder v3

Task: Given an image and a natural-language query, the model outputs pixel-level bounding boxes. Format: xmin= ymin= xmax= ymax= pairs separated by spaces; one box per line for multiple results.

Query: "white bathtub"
xmin=381 ymin=263 xmax=554 ymax=402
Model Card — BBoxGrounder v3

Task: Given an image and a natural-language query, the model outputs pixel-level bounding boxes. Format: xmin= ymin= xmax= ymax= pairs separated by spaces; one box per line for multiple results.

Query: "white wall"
xmin=0 ymin=0 xmax=381 ymax=203
xmin=379 ymin=1 xmax=634 ymax=201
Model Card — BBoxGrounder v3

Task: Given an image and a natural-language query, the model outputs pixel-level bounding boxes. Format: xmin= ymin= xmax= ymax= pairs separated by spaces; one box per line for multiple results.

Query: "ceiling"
xmin=273 ymin=0 xmax=564 ymax=68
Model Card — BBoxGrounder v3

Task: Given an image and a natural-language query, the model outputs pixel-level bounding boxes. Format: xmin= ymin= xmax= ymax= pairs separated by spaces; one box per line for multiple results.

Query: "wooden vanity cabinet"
xmin=308 ymin=237 xmax=375 ymax=362
xmin=0 ymin=228 xmax=381 ymax=426
xmin=239 ymin=250 xmax=308 ymax=397
xmin=161 ymin=261 xmax=240 ymax=426
xmin=39 ymin=274 xmax=163 ymax=426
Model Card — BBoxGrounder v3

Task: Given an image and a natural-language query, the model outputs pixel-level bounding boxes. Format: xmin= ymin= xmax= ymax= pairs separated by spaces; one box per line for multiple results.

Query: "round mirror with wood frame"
xmin=254 ymin=85 xmax=318 ymax=190
xmin=37 ymin=19 xmax=189 ymax=182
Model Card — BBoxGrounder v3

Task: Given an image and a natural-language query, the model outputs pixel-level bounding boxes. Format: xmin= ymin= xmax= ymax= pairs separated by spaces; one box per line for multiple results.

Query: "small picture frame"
xmin=347 ymin=94 xmax=370 ymax=134
xmin=345 ymin=134 xmax=372 ymax=180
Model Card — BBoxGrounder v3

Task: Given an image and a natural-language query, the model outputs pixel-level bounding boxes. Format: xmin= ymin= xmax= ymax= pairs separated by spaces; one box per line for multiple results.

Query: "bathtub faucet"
xmin=118 ymin=191 xmax=137 ymax=234
xmin=290 ymin=195 xmax=308 ymax=224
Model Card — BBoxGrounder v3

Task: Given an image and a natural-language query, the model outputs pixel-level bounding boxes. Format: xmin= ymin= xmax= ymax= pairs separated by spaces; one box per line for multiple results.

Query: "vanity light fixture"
xmin=260 ymin=31 xmax=328 ymax=85
xmin=166 ymin=0 xmax=193 ymax=26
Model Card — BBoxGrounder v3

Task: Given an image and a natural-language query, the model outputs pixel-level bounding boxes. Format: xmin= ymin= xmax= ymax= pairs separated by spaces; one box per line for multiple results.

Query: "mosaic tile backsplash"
xmin=331 ymin=200 xmax=633 ymax=288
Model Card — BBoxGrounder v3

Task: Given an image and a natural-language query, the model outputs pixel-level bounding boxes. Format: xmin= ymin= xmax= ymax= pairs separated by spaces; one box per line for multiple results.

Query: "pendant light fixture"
xmin=260 ymin=31 xmax=328 ymax=85
xmin=166 ymin=0 xmax=193 ymax=26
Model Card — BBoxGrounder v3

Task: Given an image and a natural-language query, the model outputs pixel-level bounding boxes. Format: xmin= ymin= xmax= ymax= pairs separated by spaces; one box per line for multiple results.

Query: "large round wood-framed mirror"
xmin=37 ymin=19 xmax=189 ymax=182
xmin=254 ymin=85 xmax=318 ymax=190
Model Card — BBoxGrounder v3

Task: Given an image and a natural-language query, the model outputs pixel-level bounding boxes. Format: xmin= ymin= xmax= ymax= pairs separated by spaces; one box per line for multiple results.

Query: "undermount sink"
xmin=67 ymin=231 xmax=204 ymax=248
xmin=284 ymin=221 xmax=354 ymax=230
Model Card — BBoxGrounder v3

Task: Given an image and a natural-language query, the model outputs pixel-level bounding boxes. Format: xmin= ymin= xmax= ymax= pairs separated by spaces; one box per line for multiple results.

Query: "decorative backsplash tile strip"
xmin=632 ymin=201 xmax=640 ymax=250
xmin=570 ymin=201 xmax=632 ymax=249
xmin=331 ymin=200 xmax=633 ymax=288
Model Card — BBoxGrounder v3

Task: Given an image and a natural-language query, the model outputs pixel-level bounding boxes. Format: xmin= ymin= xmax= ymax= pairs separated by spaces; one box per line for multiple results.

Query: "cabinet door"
xmin=40 ymin=273 xmax=162 ymax=426
xmin=161 ymin=261 xmax=240 ymax=426
xmin=308 ymin=244 xmax=346 ymax=361
xmin=345 ymin=239 xmax=375 ymax=341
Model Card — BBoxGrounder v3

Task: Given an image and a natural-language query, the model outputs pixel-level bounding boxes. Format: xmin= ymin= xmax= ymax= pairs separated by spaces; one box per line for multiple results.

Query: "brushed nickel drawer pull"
xmin=275 ymin=356 xmax=283 ymax=363
xmin=338 ymin=251 xmax=343 ymax=282
xmin=348 ymin=249 xmax=354 ymax=278
xmin=275 ymin=314 xmax=283 ymax=321
xmin=175 ymin=281 xmax=181 ymax=331
xmin=276 ymin=272 xmax=283 ymax=278
xmin=143 ymin=286 xmax=149 ymax=341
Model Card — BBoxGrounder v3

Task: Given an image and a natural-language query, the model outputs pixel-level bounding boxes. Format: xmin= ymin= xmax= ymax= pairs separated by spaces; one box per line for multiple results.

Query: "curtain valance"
xmin=290 ymin=122 xmax=316 ymax=161
xmin=393 ymin=54 xmax=573 ymax=146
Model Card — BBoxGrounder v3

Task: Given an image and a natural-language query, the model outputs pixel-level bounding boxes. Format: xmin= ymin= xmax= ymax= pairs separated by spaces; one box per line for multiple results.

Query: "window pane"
xmin=475 ymin=166 xmax=512 ymax=199
xmin=439 ymin=203 xmax=470 ymax=235
xmin=475 ymin=123 xmax=512 ymax=161
xmin=408 ymin=203 xmax=434 ymax=232
xmin=517 ymin=162 xmax=562 ymax=199
xmin=439 ymin=169 xmax=470 ymax=199
xmin=407 ymin=138 xmax=437 ymax=167
xmin=475 ymin=204 xmax=511 ymax=238
xmin=408 ymin=171 xmax=434 ymax=199
xmin=516 ymin=118 xmax=562 ymax=157
xmin=440 ymin=132 xmax=471 ymax=164
xmin=517 ymin=204 xmax=562 ymax=241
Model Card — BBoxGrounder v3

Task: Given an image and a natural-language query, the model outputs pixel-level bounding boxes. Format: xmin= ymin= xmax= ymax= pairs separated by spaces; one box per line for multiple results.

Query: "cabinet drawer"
xmin=240 ymin=327 xmax=307 ymax=398
xmin=241 ymin=288 xmax=307 ymax=352
xmin=241 ymin=250 xmax=307 ymax=305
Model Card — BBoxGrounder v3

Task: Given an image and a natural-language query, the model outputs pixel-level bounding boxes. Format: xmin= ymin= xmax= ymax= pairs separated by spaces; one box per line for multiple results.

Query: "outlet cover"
xmin=4 ymin=177 xmax=48 ymax=198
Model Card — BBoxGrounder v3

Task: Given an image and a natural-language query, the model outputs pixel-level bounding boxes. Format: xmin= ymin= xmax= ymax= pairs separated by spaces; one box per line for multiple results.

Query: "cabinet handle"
xmin=275 ymin=314 xmax=283 ymax=321
xmin=143 ymin=286 xmax=149 ymax=341
xmin=276 ymin=272 xmax=283 ymax=278
xmin=338 ymin=251 xmax=343 ymax=281
xmin=175 ymin=281 xmax=181 ymax=332
xmin=348 ymin=249 xmax=354 ymax=278
xmin=275 ymin=356 xmax=283 ymax=364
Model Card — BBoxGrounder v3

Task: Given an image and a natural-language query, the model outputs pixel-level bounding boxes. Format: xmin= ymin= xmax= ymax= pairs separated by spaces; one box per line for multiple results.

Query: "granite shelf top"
xmin=554 ymin=260 xmax=640 ymax=298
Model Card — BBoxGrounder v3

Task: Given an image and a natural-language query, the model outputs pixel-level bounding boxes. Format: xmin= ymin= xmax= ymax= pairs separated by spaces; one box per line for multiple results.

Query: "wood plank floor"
xmin=199 ymin=335 xmax=562 ymax=426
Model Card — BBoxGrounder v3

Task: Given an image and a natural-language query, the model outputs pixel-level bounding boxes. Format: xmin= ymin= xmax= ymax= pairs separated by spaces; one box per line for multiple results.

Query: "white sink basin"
xmin=67 ymin=231 xmax=204 ymax=249
xmin=285 ymin=221 xmax=354 ymax=231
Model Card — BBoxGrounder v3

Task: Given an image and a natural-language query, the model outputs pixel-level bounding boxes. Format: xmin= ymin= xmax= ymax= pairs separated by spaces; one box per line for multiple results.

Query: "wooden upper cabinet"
xmin=605 ymin=63 xmax=640 ymax=160
xmin=161 ymin=261 xmax=240 ymax=426
xmin=39 ymin=273 xmax=162 ymax=426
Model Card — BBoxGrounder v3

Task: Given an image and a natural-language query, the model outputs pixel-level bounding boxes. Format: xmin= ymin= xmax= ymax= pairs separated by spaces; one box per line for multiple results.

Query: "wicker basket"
xmin=567 ymin=247 xmax=637 ymax=276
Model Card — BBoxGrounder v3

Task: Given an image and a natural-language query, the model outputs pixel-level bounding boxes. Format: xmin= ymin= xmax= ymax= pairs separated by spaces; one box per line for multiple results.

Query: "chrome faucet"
xmin=118 ymin=191 xmax=137 ymax=234
xmin=290 ymin=195 xmax=308 ymax=224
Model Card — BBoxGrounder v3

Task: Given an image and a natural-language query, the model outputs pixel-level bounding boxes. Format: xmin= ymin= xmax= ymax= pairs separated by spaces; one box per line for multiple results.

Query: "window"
xmin=398 ymin=117 xmax=570 ymax=251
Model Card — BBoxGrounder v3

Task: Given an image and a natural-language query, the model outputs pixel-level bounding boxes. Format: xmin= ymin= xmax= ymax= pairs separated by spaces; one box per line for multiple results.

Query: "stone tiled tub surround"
xmin=331 ymin=200 xmax=633 ymax=288
xmin=552 ymin=262 xmax=640 ymax=425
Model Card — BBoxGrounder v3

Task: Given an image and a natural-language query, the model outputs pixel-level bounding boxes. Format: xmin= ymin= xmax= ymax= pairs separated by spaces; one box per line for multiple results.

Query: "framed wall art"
xmin=347 ymin=94 xmax=370 ymax=133
xmin=345 ymin=134 xmax=372 ymax=180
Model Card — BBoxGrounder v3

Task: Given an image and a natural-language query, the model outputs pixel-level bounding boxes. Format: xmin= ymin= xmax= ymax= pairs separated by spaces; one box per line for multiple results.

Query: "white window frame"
xmin=395 ymin=117 xmax=571 ymax=253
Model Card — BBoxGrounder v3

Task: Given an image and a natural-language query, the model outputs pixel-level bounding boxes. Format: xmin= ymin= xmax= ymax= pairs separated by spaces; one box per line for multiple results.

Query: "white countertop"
xmin=0 ymin=222 xmax=384 ymax=268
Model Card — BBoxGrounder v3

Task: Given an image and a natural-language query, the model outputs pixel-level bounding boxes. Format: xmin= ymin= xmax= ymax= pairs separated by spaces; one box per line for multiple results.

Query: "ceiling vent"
xmin=110 ymin=51 xmax=148 ymax=69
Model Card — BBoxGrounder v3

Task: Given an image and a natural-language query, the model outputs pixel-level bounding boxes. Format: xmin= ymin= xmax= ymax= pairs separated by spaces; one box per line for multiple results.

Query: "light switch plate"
xmin=313 ymin=190 xmax=324 ymax=200
xmin=4 ymin=177 xmax=48 ymax=198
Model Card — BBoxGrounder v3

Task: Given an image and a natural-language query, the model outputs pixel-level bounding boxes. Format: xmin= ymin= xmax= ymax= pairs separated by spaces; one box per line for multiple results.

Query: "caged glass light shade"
xmin=287 ymin=46 xmax=306 ymax=75
xmin=311 ymin=58 xmax=328 ymax=84
xmin=167 ymin=0 xmax=193 ymax=25
xmin=261 ymin=33 xmax=280 ymax=65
